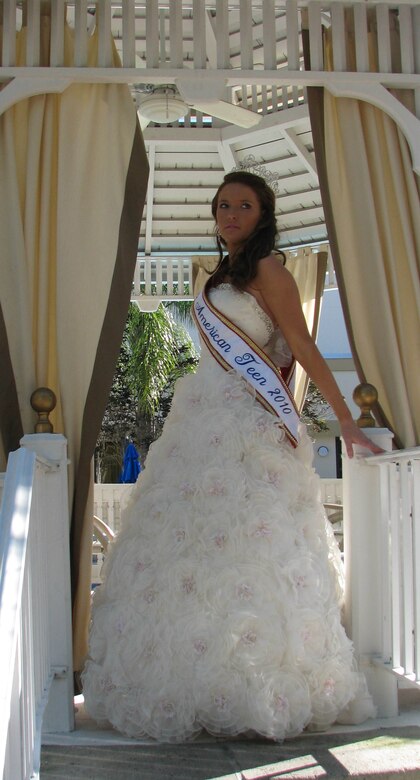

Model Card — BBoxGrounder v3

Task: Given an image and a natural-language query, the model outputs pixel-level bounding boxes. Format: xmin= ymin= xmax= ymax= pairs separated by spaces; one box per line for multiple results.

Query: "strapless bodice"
xmin=208 ymin=283 xmax=292 ymax=368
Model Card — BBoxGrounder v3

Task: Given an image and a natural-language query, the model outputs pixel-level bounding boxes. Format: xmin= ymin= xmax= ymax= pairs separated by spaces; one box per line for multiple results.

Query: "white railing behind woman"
xmin=132 ymin=244 xmax=336 ymax=310
xmin=0 ymin=435 xmax=73 ymax=780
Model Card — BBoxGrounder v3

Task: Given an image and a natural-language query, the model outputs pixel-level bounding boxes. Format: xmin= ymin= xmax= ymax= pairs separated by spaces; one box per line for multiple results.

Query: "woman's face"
xmin=215 ymin=182 xmax=262 ymax=254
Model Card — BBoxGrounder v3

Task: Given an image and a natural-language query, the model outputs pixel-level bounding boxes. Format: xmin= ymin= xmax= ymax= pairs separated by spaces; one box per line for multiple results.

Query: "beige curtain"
xmin=286 ymin=252 xmax=327 ymax=412
xmin=305 ymin=18 xmax=420 ymax=449
xmin=192 ymin=255 xmax=219 ymax=295
xmin=192 ymin=252 xmax=327 ymax=412
xmin=0 ymin=16 xmax=149 ymax=674
xmin=323 ymin=98 xmax=420 ymax=447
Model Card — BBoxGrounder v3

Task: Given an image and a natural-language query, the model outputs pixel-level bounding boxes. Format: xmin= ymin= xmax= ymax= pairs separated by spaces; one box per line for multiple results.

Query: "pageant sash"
xmin=192 ymin=284 xmax=300 ymax=447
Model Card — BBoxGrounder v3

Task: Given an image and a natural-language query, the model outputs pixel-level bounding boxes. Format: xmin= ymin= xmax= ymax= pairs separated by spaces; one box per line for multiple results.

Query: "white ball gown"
xmin=82 ymin=283 xmax=375 ymax=742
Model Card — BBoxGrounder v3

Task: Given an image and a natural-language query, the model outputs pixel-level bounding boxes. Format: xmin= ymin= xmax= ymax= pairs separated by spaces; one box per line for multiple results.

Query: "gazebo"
xmin=0 ymin=2 xmax=419 ymax=777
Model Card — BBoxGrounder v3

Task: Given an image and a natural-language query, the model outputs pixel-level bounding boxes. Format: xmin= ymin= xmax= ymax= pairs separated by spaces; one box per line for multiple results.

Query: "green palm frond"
xmin=125 ymin=303 xmax=180 ymax=418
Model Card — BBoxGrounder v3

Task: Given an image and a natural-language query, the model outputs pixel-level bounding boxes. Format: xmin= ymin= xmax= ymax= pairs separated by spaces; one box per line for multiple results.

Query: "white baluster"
xmin=146 ymin=0 xmax=159 ymax=68
xmin=413 ymin=459 xmax=420 ymax=678
xmin=97 ymin=0 xmax=112 ymax=68
xmin=286 ymin=0 xmax=299 ymax=69
xmin=286 ymin=0 xmax=299 ymax=108
xmin=122 ymin=0 xmax=136 ymax=68
xmin=170 ymin=0 xmax=183 ymax=69
xmin=389 ymin=460 xmax=401 ymax=670
xmin=187 ymin=257 xmax=193 ymax=296
xmin=2 ymin=0 xmax=17 ymax=66
xmin=399 ymin=4 xmax=414 ymax=75
xmin=378 ymin=462 xmax=392 ymax=664
xmin=376 ymin=3 xmax=392 ymax=74
xmin=400 ymin=461 xmax=414 ymax=675
xmin=144 ymin=256 xmax=152 ymax=296
xmin=133 ymin=257 xmax=141 ymax=298
xmin=167 ymin=258 xmax=174 ymax=295
xmin=74 ymin=0 xmax=89 ymax=67
xmin=216 ymin=0 xmax=229 ymax=70
xmin=193 ymin=0 xmax=207 ymax=69
xmin=330 ymin=1 xmax=346 ymax=72
xmin=156 ymin=257 xmax=163 ymax=297
xmin=177 ymin=259 xmax=184 ymax=295
xmin=354 ymin=2 xmax=369 ymax=73
xmin=26 ymin=0 xmax=41 ymax=67
xmin=262 ymin=0 xmax=275 ymax=115
xmin=50 ymin=0 xmax=66 ymax=66
xmin=240 ymin=0 xmax=253 ymax=108
xmin=307 ymin=1 xmax=323 ymax=72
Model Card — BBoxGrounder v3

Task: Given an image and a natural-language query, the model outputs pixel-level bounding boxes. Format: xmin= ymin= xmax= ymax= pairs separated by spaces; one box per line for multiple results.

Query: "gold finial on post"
xmin=30 ymin=387 xmax=57 ymax=433
xmin=352 ymin=383 xmax=378 ymax=429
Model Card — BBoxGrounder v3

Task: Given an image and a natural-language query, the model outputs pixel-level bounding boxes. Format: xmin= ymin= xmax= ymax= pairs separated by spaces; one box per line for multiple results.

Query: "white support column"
xmin=342 ymin=428 xmax=398 ymax=717
xmin=20 ymin=434 xmax=74 ymax=733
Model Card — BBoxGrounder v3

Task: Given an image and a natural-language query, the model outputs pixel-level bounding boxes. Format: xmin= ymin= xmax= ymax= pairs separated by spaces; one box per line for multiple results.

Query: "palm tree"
xmin=95 ymin=302 xmax=198 ymax=481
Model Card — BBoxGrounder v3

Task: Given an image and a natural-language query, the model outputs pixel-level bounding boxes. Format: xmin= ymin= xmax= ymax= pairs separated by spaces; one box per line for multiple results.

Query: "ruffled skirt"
xmin=82 ymin=360 xmax=374 ymax=742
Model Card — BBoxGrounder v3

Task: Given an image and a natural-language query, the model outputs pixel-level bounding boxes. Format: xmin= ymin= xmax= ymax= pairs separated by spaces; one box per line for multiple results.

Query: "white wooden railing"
xmin=342 ymin=429 xmax=420 ymax=717
xmin=1 ymin=1 xmax=418 ymax=82
xmin=0 ymin=435 xmax=73 ymax=780
xmin=366 ymin=448 xmax=420 ymax=685
xmin=132 ymin=244 xmax=337 ymax=307
xmin=93 ymin=482 xmax=132 ymax=537
xmin=0 ymin=2 xmax=419 ymax=168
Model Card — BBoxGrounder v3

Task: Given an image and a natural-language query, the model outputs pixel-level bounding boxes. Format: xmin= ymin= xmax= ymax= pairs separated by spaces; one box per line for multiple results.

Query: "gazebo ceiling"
xmin=105 ymin=4 xmax=326 ymax=255
xmin=139 ymin=111 xmax=324 ymax=254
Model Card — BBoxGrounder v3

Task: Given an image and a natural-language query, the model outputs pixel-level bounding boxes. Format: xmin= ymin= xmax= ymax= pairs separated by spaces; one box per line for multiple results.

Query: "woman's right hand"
xmin=339 ymin=418 xmax=385 ymax=459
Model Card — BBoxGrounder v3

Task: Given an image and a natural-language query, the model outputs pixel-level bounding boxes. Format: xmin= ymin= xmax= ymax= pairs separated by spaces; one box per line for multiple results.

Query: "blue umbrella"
xmin=119 ymin=441 xmax=141 ymax=483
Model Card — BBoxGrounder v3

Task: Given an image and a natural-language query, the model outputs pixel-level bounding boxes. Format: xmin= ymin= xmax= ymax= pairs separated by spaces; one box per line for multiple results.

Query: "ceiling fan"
xmin=135 ymin=80 xmax=262 ymax=130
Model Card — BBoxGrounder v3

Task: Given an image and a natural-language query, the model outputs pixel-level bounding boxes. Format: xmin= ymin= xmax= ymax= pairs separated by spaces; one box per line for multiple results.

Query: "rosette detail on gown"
xmin=82 ymin=283 xmax=376 ymax=743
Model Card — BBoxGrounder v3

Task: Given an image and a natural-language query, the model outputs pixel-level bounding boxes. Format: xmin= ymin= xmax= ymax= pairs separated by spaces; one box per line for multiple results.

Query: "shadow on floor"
xmin=41 ymin=725 xmax=420 ymax=780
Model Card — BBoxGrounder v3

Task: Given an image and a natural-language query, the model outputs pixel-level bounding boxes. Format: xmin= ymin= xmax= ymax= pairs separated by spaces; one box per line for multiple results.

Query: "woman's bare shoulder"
xmin=254 ymin=255 xmax=295 ymax=288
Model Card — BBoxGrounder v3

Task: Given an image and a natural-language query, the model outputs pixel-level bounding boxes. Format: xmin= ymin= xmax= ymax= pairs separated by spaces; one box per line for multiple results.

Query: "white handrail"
xmin=0 ymin=436 xmax=74 ymax=780
xmin=0 ymin=447 xmax=37 ymax=779
xmin=364 ymin=446 xmax=420 ymax=465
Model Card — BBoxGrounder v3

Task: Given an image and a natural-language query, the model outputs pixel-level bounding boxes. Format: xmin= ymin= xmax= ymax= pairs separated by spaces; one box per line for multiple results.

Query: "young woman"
xmin=82 ymin=171 xmax=380 ymax=743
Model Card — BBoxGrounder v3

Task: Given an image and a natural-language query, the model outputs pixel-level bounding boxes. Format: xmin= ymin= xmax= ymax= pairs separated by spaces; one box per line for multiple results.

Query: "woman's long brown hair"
xmin=209 ymin=171 xmax=285 ymax=290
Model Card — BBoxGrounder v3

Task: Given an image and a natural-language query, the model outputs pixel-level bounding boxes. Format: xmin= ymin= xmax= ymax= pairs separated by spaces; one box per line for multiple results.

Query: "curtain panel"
xmin=0 ymin=15 xmax=149 ymax=672
xmin=304 ymin=19 xmax=420 ymax=448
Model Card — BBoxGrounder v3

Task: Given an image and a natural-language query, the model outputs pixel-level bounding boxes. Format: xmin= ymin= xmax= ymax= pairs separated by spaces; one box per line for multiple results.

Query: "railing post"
xmin=20 ymin=433 xmax=74 ymax=733
xmin=342 ymin=427 xmax=398 ymax=717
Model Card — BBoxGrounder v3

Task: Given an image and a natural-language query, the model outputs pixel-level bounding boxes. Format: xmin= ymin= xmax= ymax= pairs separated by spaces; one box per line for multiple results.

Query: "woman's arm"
xmin=254 ymin=256 xmax=383 ymax=458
